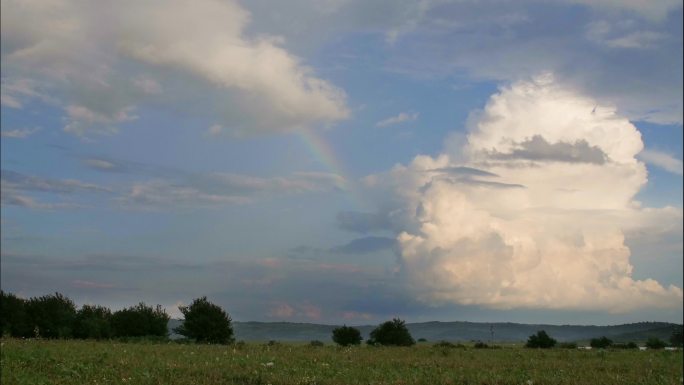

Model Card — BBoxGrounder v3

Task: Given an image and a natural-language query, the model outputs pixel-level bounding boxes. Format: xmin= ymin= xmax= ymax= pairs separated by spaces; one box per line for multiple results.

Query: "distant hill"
xmin=167 ymin=319 xmax=681 ymax=343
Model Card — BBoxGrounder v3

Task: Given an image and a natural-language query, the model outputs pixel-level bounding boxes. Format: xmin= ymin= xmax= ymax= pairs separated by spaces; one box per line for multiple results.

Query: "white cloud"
xmin=638 ymin=149 xmax=684 ymax=175
xmin=0 ymin=78 xmax=47 ymax=109
xmin=604 ymin=31 xmax=666 ymax=49
xmin=83 ymin=159 xmax=119 ymax=172
xmin=376 ymin=112 xmax=419 ymax=127
xmin=1 ymin=0 xmax=348 ymax=137
xmin=369 ymin=75 xmax=682 ymax=312
xmin=132 ymin=76 xmax=163 ymax=95
xmin=586 ymin=22 xmax=666 ymax=49
xmin=205 ymin=124 xmax=224 ymax=137
xmin=563 ymin=0 xmax=681 ymax=20
xmin=0 ymin=127 xmax=39 ymax=139
xmin=63 ymin=105 xmax=136 ymax=136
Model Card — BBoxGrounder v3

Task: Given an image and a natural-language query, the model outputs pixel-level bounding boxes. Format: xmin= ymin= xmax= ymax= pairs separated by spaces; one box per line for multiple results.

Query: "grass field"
xmin=1 ymin=338 xmax=682 ymax=385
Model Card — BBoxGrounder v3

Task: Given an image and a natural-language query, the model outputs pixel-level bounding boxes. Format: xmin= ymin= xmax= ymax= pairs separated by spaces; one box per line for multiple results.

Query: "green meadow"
xmin=2 ymin=339 xmax=682 ymax=385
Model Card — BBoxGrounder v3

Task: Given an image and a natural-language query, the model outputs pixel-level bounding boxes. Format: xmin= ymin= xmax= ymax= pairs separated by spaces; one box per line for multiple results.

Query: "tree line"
xmin=0 ymin=291 xmax=169 ymax=339
xmin=2 ymin=291 xmax=682 ymax=348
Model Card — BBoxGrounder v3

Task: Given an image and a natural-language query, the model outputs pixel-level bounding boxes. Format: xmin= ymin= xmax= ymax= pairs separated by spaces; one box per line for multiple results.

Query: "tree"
xmin=173 ymin=297 xmax=233 ymax=344
xmin=525 ymin=330 xmax=557 ymax=348
xmin=0 ymin=291 xmax=30 ymax=337
xmin=332 ymin=325 xmax=362 ymax=346
xmin=669 ymin=328 xmax=683 ymax=347
xmin=645 ymin=337 xmax=666 ymax=349
xmin=590 ymin=336 xmax=613 ymax=349
xmin=367 ymin=318 xmax=415 ymax=346
xmin=73 ymin=305 xmax=112 ymax=340
xmin=25 ymin=292 xmax=77 ymax=338
xmin=111 ymin=302 xmax=169 ymax=338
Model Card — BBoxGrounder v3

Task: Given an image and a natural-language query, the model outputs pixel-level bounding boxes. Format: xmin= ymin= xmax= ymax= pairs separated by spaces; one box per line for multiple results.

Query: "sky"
xmin=1 ymin=0 xmax=682 ymax=325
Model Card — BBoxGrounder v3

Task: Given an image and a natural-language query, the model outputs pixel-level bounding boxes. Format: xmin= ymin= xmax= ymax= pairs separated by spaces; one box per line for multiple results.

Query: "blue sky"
xmin=1 ymin=0 xmax=682 ymax=325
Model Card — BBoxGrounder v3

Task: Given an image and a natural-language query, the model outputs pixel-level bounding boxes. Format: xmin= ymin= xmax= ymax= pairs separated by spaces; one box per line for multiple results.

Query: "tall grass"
xmin=1 ymin=338 xmax=681 ymax=385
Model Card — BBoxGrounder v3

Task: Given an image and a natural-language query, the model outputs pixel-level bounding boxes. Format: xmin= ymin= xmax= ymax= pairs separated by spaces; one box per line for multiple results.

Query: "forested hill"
xmin=167 ymin=320 xmax=681 ymax=343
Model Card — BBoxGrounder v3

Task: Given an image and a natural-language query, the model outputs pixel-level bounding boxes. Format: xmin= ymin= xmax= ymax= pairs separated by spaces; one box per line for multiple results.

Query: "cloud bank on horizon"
xmin=364 ymin=75 xmax=682 ymax=312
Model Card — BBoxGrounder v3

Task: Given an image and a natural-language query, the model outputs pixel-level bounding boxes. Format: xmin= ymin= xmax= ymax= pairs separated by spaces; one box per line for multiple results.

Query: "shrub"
xmin=590 ymin=336 xmax=613 ymax=349
xmin=612 ymin=342 xmax=638 ymax=349
xmin=173 ymin=297 xmax=233 ymax=344
xmin=433 ymin=340 xmax=465 ymax=349
xmin=25 ymin=292 xmax=77 ymax=338
xmin=73 ymin=305 xmax=112 ymax=340
xmin=473 ymin=341 xmax=489 ymax=349
xmin=670 ymin=328 xmax=683 ymax=347
xmin=645 ymin=337 xmax=667 ymax=349
xmin=367 ymin=318 xmax=415 ymax=346
xmin=112 ymin=302 xmax=169 ymax=338
xmin=558 ymin=342 xmax=578 ymax=349
xmin=309 ymin=340 xmax=325 ymax=347
xmin=525 ymin=330 xmax=556 ymax=349
xmin=417 ymin=338 xmax=427 ymax=342
xmin=0 ymin=291 xmax=30 ymax=337
xmin=332 ymin=325 xmax=362 ymax=346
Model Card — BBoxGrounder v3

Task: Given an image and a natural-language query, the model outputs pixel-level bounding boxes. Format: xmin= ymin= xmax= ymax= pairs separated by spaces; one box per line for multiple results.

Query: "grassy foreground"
xmin=1 ymin=339 xmax=682 ymax=385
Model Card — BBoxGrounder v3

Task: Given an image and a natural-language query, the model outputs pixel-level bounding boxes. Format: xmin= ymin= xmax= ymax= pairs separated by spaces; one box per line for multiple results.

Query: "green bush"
xmin=525 ymin=330 xmax=556 ymax=349
xmin=0 ymin=291 xmax=31 ymax=337
xmin=670 ymin=328 xmax=683 ymax=347
xmin=433 ymin=340 xmax=465 ymax=349
xmin=332 ymin=325 xmax=362 ymax=346
xmin=173 ymin=297 xmax=233 ymax=344
xmin=73 ymin=305 xmax=112 ymax=340
xmin=645 ymin=337 xmax=667 ymax=349
xmin=558 ymin=342 xmax=578 ymax=349
xmin=25 ymin=293 xmax=77 ymax=338
xmin=309 ymin=340 xmax=325 ymax=347
xmin=612 ymin=342 xmax=638 ymax=349
xmin=590 ymin=336 xmax=613 ymax=349
xmin=112 ymin=302 xmax=169 ymax=338
xmin=367 ymin=318 xmax=415 ymax=346
xmin=589 ymin=336 xmax=613 ymax=349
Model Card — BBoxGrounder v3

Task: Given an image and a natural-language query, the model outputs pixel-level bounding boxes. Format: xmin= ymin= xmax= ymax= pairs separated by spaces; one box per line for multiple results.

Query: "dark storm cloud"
xmin=429 ymin=166 xmax=499 ymax=177
xmin=490 ymin=135 xmax=608 ymax=164
xmin=329 ymin=236 xmax=397 ymax=254
xmin=336 ymin=210 xmax=394 ymax=234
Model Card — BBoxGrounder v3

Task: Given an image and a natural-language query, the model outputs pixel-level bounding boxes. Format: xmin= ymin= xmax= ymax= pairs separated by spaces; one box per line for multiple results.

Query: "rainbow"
xmin=298 ymin=129 xmax=367 ymax=209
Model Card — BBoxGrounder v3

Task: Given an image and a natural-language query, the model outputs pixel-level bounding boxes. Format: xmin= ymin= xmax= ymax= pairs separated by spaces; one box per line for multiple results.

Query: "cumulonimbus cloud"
xmin=0 ymin=0 xmax=348 ymax=136
xmin=369 ymin=74 xmax=682 ymax=312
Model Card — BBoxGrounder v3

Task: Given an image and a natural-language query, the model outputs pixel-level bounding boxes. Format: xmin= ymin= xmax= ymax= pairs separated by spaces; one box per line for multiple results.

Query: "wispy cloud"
xmin=376 ymin=112 xmax=419 ymax=127
xmin=82 ymin=158 xmax=125 ymax=172
xmin=1 ymin=169 xmax=109 ymax=194
xmin=638 ymin=149 xmax=684 ymax=175
xmin=1 ymin=169 xmax=110 ymax=210
xmin=0 ymin=127 xmax=40 ymax=139
xmin=116 ymin=171 xmax=346 ymax=210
